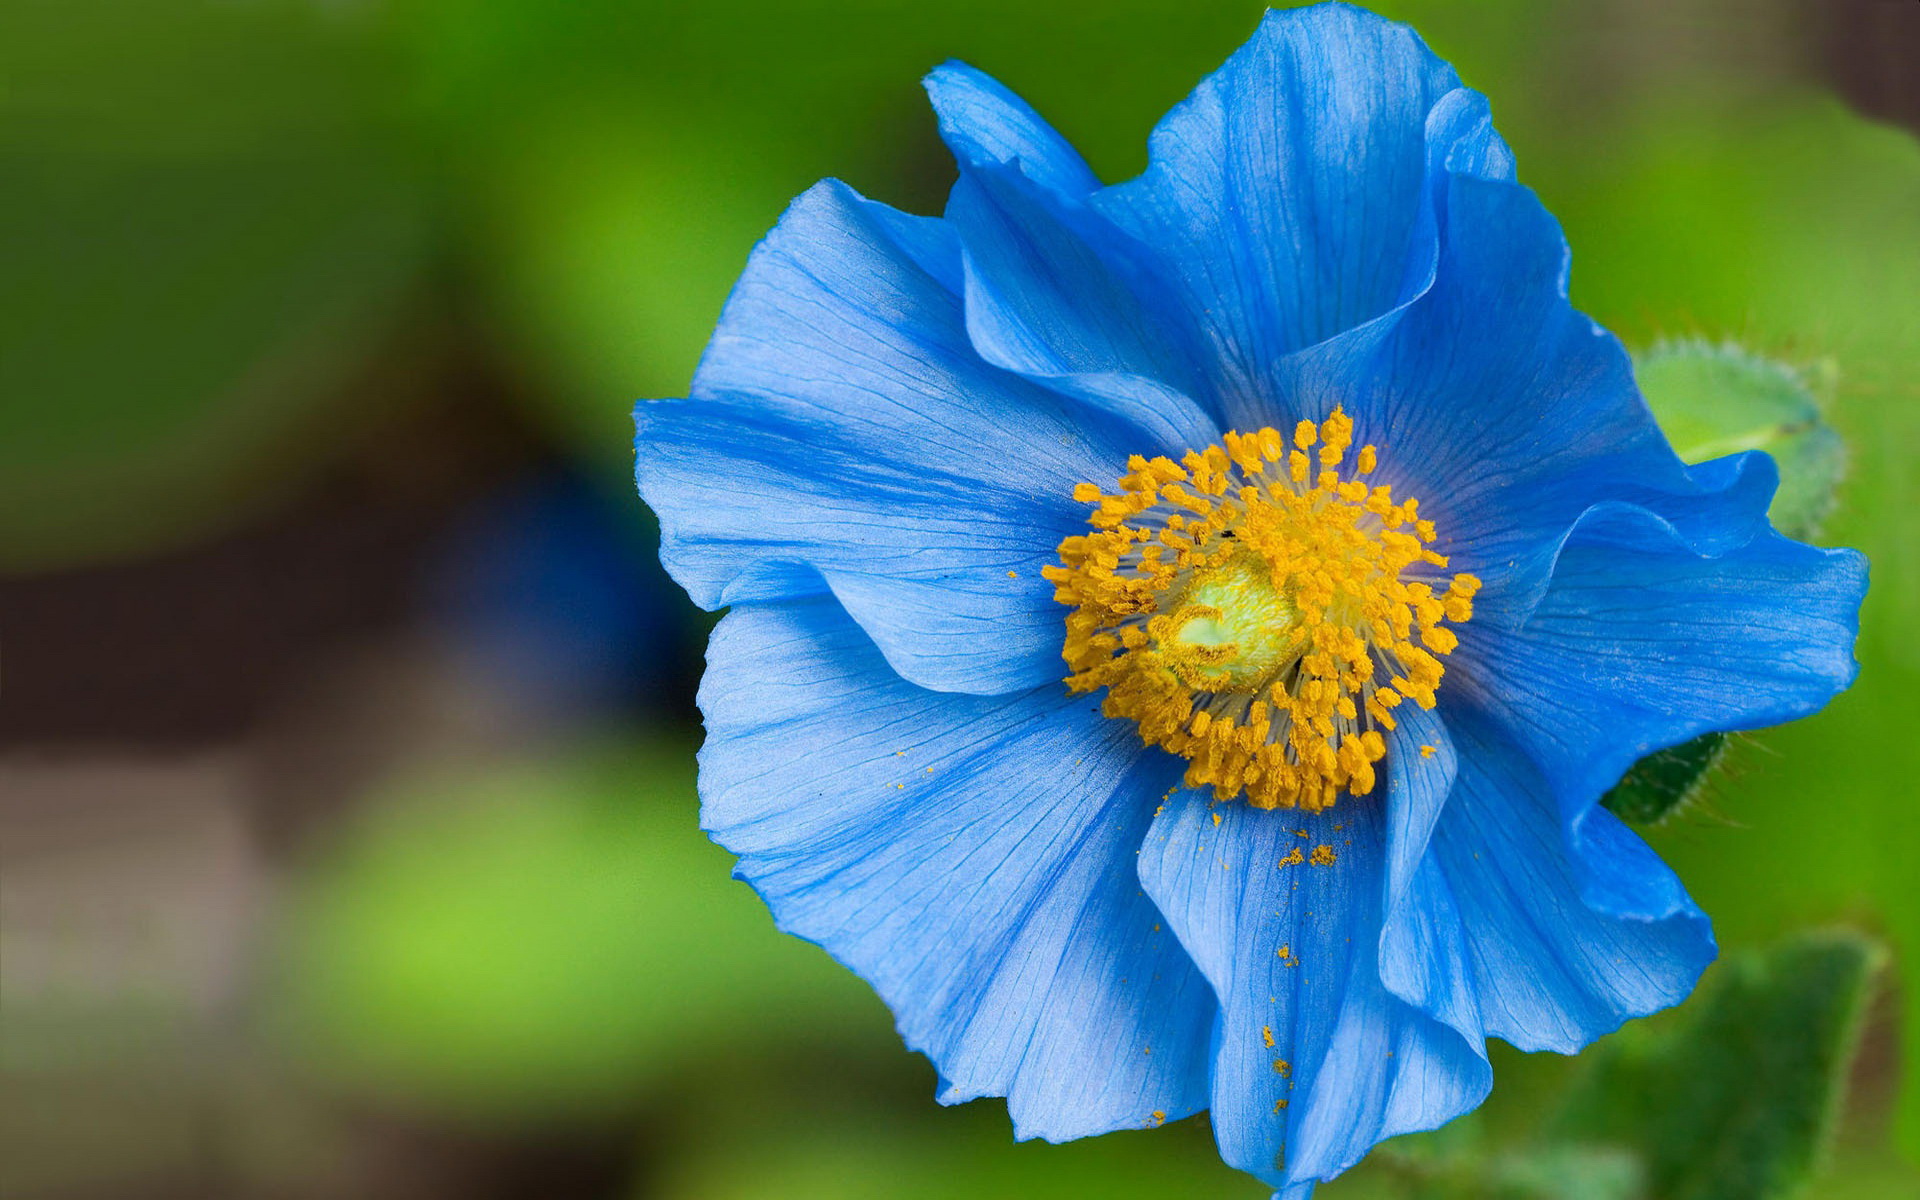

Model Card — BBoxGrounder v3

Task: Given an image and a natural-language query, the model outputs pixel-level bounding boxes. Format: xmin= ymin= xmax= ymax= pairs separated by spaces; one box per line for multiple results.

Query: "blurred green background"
xmin=2 ymin=1 xmax=1916 ymax=1197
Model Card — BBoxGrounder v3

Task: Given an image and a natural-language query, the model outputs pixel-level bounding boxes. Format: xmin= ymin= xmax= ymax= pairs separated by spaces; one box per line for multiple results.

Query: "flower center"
xmin=1043 ymin=407 xmax=1479 ymax=811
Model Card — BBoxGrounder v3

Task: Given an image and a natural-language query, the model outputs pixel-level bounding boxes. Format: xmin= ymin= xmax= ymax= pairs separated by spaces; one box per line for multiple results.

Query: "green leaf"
xmin=1600 ymin=341 xmax=1846 ymax=826
xmin=1634 ymin=340 xmax=1847 ymax=541
xmin=1552 ymin=929 xmax=1885 ymax=1200
xmin=1601 ymin=731 xmax=1729 ymax=827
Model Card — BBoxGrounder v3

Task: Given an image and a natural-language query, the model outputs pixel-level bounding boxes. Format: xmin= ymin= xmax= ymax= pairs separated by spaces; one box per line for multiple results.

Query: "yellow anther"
xmin=1049 ymin=406 xmax=1474 ymax=811
xmin=1322 ymin=408 xmax=1353 ymax=451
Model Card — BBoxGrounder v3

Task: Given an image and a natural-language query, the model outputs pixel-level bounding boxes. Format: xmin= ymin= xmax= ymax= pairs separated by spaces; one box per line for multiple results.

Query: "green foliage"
xmin=1602 ymin=733 xmax=1730 ymax=827
xmin=655 ymin=1110 xmax=1260 ymax=1200
xmin=1482 ymin=1147 xmax=1645 ymax=1200
xmin=0 ymin=0 xmax=434 ymax=571
xmin=1552 ymin=930 xmax=1885 ymax=1200
xmin=1376 ymin=1120 xmax=1643 ymax=1200
xmin=1635 ymin=341 xmax=1847 ymax=540
xmin=1369 ymin=931 xmax=1884 ymax=1200
xmin=269 ymin=739 xmax=884 ymax=1123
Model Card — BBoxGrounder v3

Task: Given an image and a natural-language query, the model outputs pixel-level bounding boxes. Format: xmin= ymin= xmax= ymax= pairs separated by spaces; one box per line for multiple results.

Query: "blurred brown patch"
xmin=1816 ymin=0 xmax=1920 ymax=133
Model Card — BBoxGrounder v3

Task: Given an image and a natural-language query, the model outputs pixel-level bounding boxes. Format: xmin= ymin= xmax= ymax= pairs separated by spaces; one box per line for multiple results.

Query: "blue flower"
xmin=632 ymin=4 xmax=1866 ymax=1194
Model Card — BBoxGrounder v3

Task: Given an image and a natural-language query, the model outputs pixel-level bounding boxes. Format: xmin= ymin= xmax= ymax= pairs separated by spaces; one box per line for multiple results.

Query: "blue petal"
xmin=1376 ymin=708 xmax=1482 ymax=1053
xmin=934 ymin=43 xmax=1516 ymax=461
xmin=1247 ymin=83 xmax=1518 ymax=448
xmin=1424 ymin=86 xmax=1515 ymax=184
xmin=637 ymin=179 xmax=1136 ymax=695
xmin=924 ymin=61 xmax=1101 ymax=198
xmin=1095 ymin=4 xmax=1464 ymax=431
xmin=1451 ymin=497 xmax=1867 ymax=915
xmin=698 ymin=597 xmax=1215 ymax=1139
xmin=1138 ymin=790 xmax=1488 ymax=1191
xmin=1189 ymin=82 xmax=1515 ymax=450
xmin=1379 ymin=703 xmax=1457 ymax=921
xmin=1419 ymin=707 xmax=1717 ymax=1052
xmin=947 ymin=160 xmax=1222 ymax=452
xmin=1275 ymin=164 xmax=1713 ymax=617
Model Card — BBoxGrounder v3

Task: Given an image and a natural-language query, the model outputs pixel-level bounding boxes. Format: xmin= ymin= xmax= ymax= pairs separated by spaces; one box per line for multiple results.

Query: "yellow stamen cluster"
xmin=1043 ymin=408 xmax=1479 ymax=811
